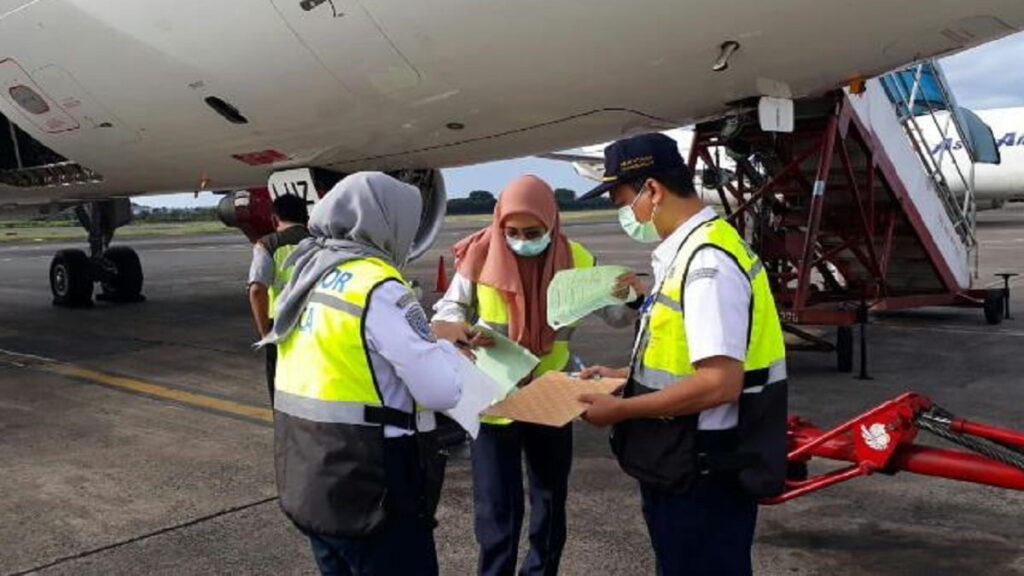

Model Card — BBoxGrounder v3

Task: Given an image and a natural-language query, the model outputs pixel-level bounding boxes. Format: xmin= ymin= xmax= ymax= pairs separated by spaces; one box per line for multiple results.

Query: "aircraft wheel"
xmin=50 ymin=249 xmax=93 ymax=307
xmin=984 ymin=290 xmax=1004 ymax=326
xmin=101 ymin=246 xmax=145 ymax=302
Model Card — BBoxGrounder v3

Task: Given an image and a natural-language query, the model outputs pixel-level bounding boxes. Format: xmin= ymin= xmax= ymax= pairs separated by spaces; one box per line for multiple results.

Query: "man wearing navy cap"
xmin=577 ymin=133 xmax=788 ymax=575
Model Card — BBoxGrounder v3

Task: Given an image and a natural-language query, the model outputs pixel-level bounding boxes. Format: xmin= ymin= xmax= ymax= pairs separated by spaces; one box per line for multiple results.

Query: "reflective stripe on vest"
xmin=475 ymin=240 xmax=594 ymax=424
xmin=632 ymin=218 xmax=786 ymax=398
xmin=274 ymin=257 xmax=435 ymax=431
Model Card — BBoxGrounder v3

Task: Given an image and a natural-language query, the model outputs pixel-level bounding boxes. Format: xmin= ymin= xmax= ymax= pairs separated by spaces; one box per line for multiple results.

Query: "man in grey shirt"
xmin=248 ymin=194 xmax=310 ymax=402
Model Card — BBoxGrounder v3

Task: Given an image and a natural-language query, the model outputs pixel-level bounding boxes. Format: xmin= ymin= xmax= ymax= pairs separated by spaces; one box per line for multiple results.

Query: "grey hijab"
xmin=258 ymin=172 xmax=422 ymax=346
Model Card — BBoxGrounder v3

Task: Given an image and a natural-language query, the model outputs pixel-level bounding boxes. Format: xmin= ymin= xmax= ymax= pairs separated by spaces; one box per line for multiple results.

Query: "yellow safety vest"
xmin=633 ymin=218 xmax=786 ymax=391
xmin=618 ymin=217 xmax=789 ymax=497
xmin=273 ymin=257 xmax=434 ymax=536
xmin=260 ymin=225 xmax=309 ymax=320
xmin=476 ymin=240 xmax=595 ymax=425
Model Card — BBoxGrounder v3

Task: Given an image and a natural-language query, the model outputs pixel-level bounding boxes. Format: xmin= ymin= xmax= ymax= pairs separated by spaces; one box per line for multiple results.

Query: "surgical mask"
xmin=506 ymin=232 xmax=552 ymax=257
xmin=618 ymin=187 xmax=660 ymax=243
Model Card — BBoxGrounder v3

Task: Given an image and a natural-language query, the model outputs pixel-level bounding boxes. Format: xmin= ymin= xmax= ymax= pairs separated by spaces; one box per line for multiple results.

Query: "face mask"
xmin=506 ymin=231 xmax=552 ymax=257
xmin=618 ymin=186 xmax=660 ymax=243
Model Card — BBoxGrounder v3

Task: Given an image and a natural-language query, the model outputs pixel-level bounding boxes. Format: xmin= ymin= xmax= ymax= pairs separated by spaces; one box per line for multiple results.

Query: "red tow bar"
xmin=763 ymin=392 xmax=1024 ymax=504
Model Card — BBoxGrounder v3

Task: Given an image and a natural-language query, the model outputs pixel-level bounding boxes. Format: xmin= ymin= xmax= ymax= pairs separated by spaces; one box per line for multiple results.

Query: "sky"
xmin=136 ymin=32 xmax=1024 ymax=209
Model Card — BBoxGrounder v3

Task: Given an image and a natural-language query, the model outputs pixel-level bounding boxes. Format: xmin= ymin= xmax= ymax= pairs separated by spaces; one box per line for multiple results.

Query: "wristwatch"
xmin=626 ymin=292 xmax=645 ymax=310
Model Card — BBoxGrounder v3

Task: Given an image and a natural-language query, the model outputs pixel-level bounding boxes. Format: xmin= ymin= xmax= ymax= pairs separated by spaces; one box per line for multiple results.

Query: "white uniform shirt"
xmin=645 ymin=206 xmax=751 ymax=430
xmin=362 ymin=281 xmax=464 ymax=437
xmin=247 ymin=243 xmax=274 ymax=288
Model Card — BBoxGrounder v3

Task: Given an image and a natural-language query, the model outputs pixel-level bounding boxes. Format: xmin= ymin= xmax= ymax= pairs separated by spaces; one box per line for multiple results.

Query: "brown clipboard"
xmin=482 ymin=371 xmax=625 ymax=427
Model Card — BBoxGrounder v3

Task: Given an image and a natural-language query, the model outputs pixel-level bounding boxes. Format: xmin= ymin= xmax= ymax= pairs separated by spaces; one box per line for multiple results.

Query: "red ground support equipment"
xmin=763 ymin=393 xmax=1024 ymax=504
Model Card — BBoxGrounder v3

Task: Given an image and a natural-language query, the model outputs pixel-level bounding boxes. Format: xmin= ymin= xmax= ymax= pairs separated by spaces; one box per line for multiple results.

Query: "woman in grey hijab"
xmin=267 ymin=172 xmax=464 ymax=576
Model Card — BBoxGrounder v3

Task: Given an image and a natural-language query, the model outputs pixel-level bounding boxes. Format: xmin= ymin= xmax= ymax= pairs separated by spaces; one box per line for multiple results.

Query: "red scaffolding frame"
xmin=689 ymin=92 xmax=996 ymax=335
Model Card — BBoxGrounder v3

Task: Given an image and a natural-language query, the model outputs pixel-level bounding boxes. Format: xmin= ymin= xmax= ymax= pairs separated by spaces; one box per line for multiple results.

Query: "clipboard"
xmin=482 ymin=371 xmax=625 ymax=427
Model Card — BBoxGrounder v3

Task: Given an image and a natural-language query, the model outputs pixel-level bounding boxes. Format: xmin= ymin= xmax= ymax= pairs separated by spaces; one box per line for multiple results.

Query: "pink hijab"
xmin=452 ymin=175 xmax=572 ymax=356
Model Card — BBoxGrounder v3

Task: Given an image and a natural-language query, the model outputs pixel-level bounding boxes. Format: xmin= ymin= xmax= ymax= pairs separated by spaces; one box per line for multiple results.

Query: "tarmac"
xmin=0 ymin=208 xmax=1022 ymax=575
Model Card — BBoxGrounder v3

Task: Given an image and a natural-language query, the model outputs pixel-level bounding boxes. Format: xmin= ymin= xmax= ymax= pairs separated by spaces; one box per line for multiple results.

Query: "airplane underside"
xmin=0 ymin=1 xmax=1022 ymax=307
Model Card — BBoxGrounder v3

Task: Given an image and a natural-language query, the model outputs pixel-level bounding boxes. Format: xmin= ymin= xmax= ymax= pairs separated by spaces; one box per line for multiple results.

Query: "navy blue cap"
xmin=580 ymin=132 xmax=690 ymax=200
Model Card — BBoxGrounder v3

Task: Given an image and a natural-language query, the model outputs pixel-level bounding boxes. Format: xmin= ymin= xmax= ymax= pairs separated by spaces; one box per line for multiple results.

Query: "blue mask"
xmin=506 ymin=232 xmax=552 ymax=257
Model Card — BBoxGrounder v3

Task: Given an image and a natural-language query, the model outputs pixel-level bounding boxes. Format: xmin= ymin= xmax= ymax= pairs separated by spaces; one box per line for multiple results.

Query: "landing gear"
xmin=98 ymin=246 xmax=144 ymax=302
xmin=49 ymin=199 xmax=144 ymax=307
xmin=50 ymin=249 xmax=93 ymax=307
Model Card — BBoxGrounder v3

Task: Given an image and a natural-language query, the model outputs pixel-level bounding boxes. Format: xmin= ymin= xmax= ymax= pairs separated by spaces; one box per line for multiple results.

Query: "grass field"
xmin=0 ymin=221 xmax=233 ymax=243
xmin=0 ymin=209 xmax=619 ymax=243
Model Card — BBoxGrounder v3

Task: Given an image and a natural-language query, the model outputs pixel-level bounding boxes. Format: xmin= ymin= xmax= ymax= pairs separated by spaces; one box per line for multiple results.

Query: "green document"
xmin=546 ymin=265 xmax=635 ymax=330
xmin=472 ymin=326 xmax=540 ymax=394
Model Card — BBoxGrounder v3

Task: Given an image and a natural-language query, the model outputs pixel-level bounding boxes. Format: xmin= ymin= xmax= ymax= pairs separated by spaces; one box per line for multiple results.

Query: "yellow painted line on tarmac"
xmin=0 ymin=347 xmax=272 ymax=424
xmin=44 ymin=364 xmax=274 ymax=423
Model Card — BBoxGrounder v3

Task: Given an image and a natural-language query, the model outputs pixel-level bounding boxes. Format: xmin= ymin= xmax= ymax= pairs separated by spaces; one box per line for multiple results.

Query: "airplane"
xmin=929 ymin=107 xmax=1024 ymax=209
xmin=1 ymin=1 xmax=1023 ymax=308
xmin=551 ymin=107 xmax=1024 ymax=211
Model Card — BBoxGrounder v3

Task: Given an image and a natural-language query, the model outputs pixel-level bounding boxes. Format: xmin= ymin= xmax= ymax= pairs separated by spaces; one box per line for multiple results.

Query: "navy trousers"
xmin=471 ymin=422 xmax=573 ymax=576
xmin=305 ymin=436 xmax=438 ymax=576
xmin=640 ymin=478 xmax=758 ymax=576
xmin=264 ymin=343 xmax=277 ymax=404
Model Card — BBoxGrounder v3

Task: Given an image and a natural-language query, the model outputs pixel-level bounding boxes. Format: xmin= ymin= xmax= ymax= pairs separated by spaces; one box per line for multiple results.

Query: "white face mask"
xmin=618 ymin=186 xmax=660 ymax=243
xmin=506 ymin=231 xmax=552 ymax=257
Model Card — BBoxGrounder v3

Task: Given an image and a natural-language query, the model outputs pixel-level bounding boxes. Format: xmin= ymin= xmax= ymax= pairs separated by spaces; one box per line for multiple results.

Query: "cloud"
xmin=942 ymin=31 xmax=1024 ymax=110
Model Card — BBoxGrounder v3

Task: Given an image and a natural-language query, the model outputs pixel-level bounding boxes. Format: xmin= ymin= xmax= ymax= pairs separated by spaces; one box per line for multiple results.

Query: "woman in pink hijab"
xmin=432 ymin=175 xmax=643 ymax=576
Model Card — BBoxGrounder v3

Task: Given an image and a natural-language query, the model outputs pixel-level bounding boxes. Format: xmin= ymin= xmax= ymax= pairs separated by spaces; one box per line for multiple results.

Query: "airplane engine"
xmin=218 ymin=168 xmax=447 ymax=261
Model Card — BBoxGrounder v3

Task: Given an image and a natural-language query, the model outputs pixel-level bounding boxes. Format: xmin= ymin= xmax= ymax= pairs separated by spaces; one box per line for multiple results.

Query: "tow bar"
xmin=763 ymin=393 xmax=1024 ymax=504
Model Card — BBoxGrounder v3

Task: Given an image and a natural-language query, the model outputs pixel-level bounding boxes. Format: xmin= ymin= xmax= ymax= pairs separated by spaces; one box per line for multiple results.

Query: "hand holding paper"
xmin=471 ymin=326 xmax=539 ymax=392
xmin=442 ymin=327 xmax=540 ymax=438
xmin=547 ymin=265 xmax=638 ymax=329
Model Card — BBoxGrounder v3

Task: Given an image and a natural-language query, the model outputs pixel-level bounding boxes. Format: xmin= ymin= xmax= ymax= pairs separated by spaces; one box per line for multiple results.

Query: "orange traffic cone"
xmin=434 ymin=255 xmax=450 ymax=293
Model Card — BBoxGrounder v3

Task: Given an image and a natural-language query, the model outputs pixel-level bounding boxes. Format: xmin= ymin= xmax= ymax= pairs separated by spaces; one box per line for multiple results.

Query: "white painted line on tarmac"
xmin=878 ymin=324 xmax=1024 ymax=338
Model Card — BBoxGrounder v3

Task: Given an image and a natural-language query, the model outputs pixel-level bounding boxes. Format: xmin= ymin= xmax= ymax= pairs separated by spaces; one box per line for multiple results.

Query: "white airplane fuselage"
xmin=930 ymin=108 xmax=1024 ymax=207
xmin=0 ymin=1 xmax=1022 ymax=213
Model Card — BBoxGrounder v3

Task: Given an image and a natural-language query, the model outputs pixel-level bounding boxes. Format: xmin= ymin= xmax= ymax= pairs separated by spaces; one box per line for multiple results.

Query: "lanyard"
xmin=627 ymin=216 xmax=718 ymax=375
xmin=627 ymin=274 xmax=667 ymax=376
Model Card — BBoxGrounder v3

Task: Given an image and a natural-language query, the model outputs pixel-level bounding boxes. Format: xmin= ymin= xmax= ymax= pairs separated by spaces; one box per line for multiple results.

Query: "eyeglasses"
xmin=504 ymin=226 xmax=547 ymax=241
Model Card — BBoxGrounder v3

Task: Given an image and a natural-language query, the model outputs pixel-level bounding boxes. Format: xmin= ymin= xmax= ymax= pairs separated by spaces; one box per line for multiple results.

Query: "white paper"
xmin=444 ymin=355 xmax=510 ymax=439
xmin=547 ymin=265 xmax=637 ymax=329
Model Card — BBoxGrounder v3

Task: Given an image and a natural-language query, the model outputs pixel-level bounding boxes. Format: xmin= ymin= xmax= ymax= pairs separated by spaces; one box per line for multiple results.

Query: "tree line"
xmin=446 ymin=188 xmax=613 ymax=215
xmin=21 ymin=189 xmax=612 ymax=226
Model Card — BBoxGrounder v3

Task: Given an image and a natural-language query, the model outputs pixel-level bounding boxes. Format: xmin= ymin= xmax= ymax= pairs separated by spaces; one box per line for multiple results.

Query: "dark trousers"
xmin=471 ymin=422 xmax=573 ymax=576
xmin=264 ymin=343 xmax=277 ymax=404
xmin=306 ymin=436 xmax=439 ymax=576
xmin=640 ymin=478 xmax=758 ymax=576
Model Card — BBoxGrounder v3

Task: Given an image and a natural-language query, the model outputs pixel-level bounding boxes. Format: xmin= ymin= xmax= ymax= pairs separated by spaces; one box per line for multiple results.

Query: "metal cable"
xmin=916 ymin=410 xmax=1024 ymax=471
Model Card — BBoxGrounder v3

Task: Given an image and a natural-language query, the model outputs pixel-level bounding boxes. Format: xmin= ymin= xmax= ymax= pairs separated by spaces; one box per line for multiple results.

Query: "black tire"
xmin=836 ymin=326 xmax=854 ymax=373
xmin=101 ymin=246 xmax=144 ymax=302
xmin=984 ymin=290 xmax=1004 ymax=326
xmin=50 ymin=249 xmax=93 ymax=307
xmin=786 ymin=460 xmax=808 ymax=482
